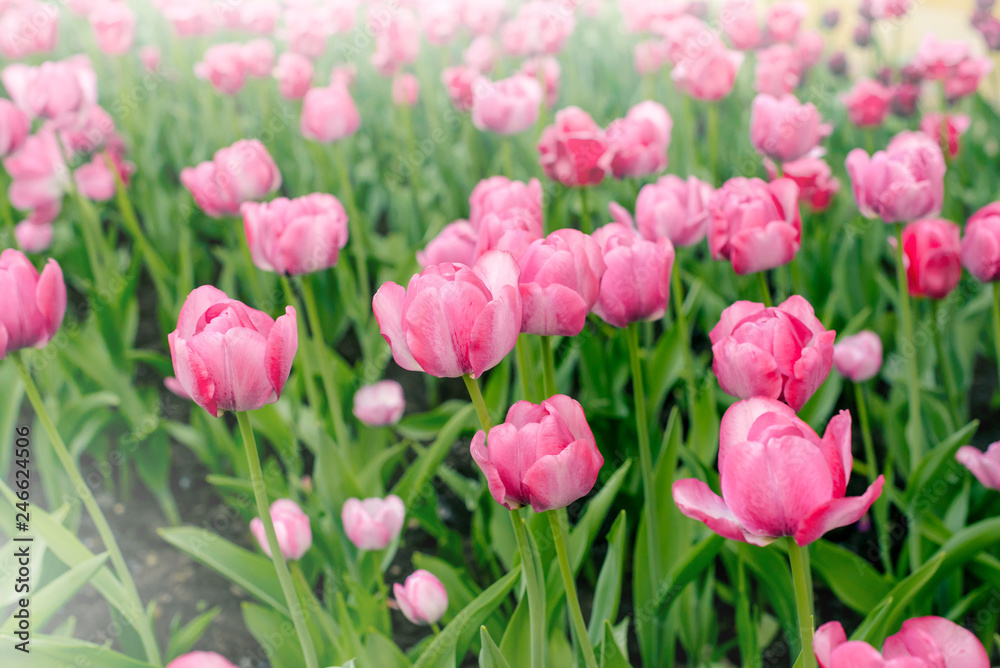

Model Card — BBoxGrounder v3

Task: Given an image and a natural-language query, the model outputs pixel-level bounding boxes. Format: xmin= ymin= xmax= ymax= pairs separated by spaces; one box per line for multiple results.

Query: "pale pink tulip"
xmin=601 ymin=100 xmax=673 ymax=179
xmin=342 ymin=495 xmax=405 ymax=550
xmin=241 ymin=194 xmax=349 ymax=275
xmin=755 ymin=43 xmax=801 ymax=96
xmin=0 ymin=249 xmax=66 ymax=359
xmin=166 ymin=652 xmax=238 ymax=668
xmin=750 ymin=94 xmax=830 ymax=163
xmin=394 ymin=570 xmax=448 ymax=625
xmin=392 ymin=73 xmax=420 ymax=107
xmin=709 ymin=177 xmax=801 ymax=275
xmin=250 ymin=499 xmax=312 ymax=560
xmin=353 ymin=380 xmax=406 ymax=426
xmin=961 ymin=202 xmax=1000 ymax=281
xmin=472 ymin=75 xmax=543 ymax=135
xmin=273 ymin=52 xmax=313 ymax=100
xmin=300 ymin=84 xmax=360 ymax=142
xmin=846 ymin=131 xmax=945 ymax=223
xmin=833 ymin=331 xmax=883 ymax=383
xmin=956 ymin=443 xmax=1000 ymax=491
xmin=195 ymin=44 xmax=247 ymax=94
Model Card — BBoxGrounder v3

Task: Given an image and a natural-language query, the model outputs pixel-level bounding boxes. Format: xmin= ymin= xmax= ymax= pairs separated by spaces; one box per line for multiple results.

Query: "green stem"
xmin=671 ymin=265 xmax=698 ymax=429
xmin=547 ymin=510 xmax=598 ymax=668
xmin=707 ymin=102 xmax=719 ymax=182
xmin=236 ymin=412 xmax=319 ymax=668
xmin=757 ymin=272 xmax=773 ymax=308
xmin=236 ymin=220 xmax=266 ymax=306
xmin=56 ymin=135 xmax=110 ymax=284
xmin=539 ymin=336 xmax=557 ymax=398
xmin=787 ymin=539 xmax=817 ymax=668
xmin=0 ymin=170 xmax=17 ymax=247
xmin=299 ymin=276 xmax=351 ymax=449
xmin=579 ymin=187 xmax=591 ymax=234
xmin=462 ymin=374 xmax=492 ymax=431
xmin=894 ymin=224 xmax=924 ymax=470
xmin=13 ymin=353 xmax=161 ymax=666
xmin=515 ymin=338 xmax=536 ymax=402
xmin=993 ymin=283 xmax=1000 ymax=388
xmin=502 ymin=138 xmax=515 ymax=178
xmin=855 ymin=382 xmax=892 ymax=574
xmin=431 ymin=622 xmax=442 ymax=637
xmin=333 ymin=143 xmax=371 ymax=318
xmin=931 ymin=300 xmax=961 ymax=425
xmin=512 ymin=508 xmax=546 ymax=668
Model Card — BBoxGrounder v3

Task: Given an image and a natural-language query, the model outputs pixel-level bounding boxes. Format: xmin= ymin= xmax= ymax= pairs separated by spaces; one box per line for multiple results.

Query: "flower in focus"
xmin=635 ymin=174 xmax=713 ymax=247
xmin=241 ymin=194 xmax=349 ymax=275
xmin=417 ymin=220 xmax=478 ymax=268
xmin=765 ymin=153 xmax=840 ymax=212
xmin=709 ymin=177 xmax=801 ymax=275
xmin=394 ymin=570 xmax=448 ymax=625
xmin=845 ymin=131 xmax=945 ymax=223
xmin=538 ymin=106 xmax=607 ymax=187
xmin=0 ymin=249 xmax=66 ymax=359
xmin=600 ymin=100 xmax=673 ymax=179
xmin=814 ymin=617 xmax=990 ymax=668
xmin=342 ymin=495 xmax=405 ymax=551
xmin=591 ymin=219 xmax=675 ymax=328
xmin=181 ymin=139 xmax=281 ymax=218
xmin=899 ymin=218 xmax=961 ymax=299
xmin=250 ymin=499 xmax=312 ymax=560
xmin=353 ymin=380 xmax=406 ymax=426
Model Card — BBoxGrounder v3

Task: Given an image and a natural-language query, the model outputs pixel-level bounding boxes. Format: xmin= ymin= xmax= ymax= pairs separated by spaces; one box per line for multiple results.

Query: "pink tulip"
xmin=472 ymin=74 xmax=543 ymax=135
xmin=213 ymin=140 xmax=282 ymax=202
xmin=373 ymin=251 xmax=522 ymax=378
xmin=833 ymin=331 xmax=883 ymax=383
xmin=370 ymin=9 xmax=420 ymax=75
xmin=353 ymin=380 xmax=406 ymax=426
xmin=240 ymin=0 xmax=280 ymax=34
xmin=329 ymin=64 xmax=356 ymax=90
xmin=919 ymin=113 xmax=970 ymax=159
xmin=301 ymin=84 xmax=360 ymax=142
xmin=815 ymin=617 xmax=990 ymax=668
xmin=842 ymin=78 xmax=893 ymax=127
xmin=672 ymin=41 xmax=744 ymax=101
xmin=0 ymin=1 xmax=59 ymax=58
xmin=591 ymin=221 xmax=675 ymax=328
xmin=961 ymin=202 xmax=1000 ymax=281
xmin=442 ymin=65 xmax=479 ymax=112
xmin=538 ymin=106 xmax=607 ymax=187
xmin=518 ymin=229 xmax=605 ymax=336
xmin=52 ymin=104 xmax=117 ymax=154
xmin=721 ymin=0 xmax=761 ymax=50
xmin=420 ymin=0 xmax=461 ymax=45
xmin=501 ymin=1 xmax=575 ymax=57
xmin=795 ymin=29 xmax=825 ymax=69
xmin=766 ymin=154 xmax=840 ymax=212
xmin=0 ymin=100 xmax=29 ymax=156
xmin=659 ymin=15 xmax=710 ymax=66
xmin=469 ymin=176 xmax=543 ymax=232
xmin=912 ymin=34 xmax=969 ymax=80
xmin=845 ymin=131 xmax=945 ymax=223
xmin=241 ymin=39 xmax=275 ymax=78
xmin=474 ymin=209 xmax=542 ymax=262
xmin=471 ymin=395 xmax=604 ymax=512
xmin=709 ymin=177 xmax=801 ymax=275
xmin=273 ymin=52 xmax=313 ymax=100
xmin=162 ymin=2 xmax=217 ymax=38
xmin=166 ymin=652 xmax=238 ymax=668
xmin=755 ymin=43 xmax=801 ymax=96
xmin=621 ymin=0 xmax=686 ymax=33
xmin=464 ymin=35 xmax=496 ymax=73
xmin=899 ymin=218 xmax=961 ymax=299
xmin=15 ymin=220 xmax=54 ymax=253
xmin=635 ymin=175 xmax=713 ymax=247
xmin=710 ymin=296 xmax=835 ymax=410
xmin=90 ymin=2 xmax=136 ymax=55
xmin=2 ymin=56 xmax=97 ymax=122
xmin=945 ymin=56 xmax=993 ymax=100
xmin=249 ymin=499 xmax=312 ymax=560
xmin=519 ymin=57 xmax=561 ymax=108
xmin=342 ymin=495 xmax=405 ymax=550
xmin=417 ymin=220 xmax=478 ymax=268
xmin=956 ymin=443 xmax=1000 ymax=491
xmin=394 ymin=570 xmax=448 ymax=625
xmin=869 ymin=0 xmax=913 ymax=20
xmin=673 ymin=397 xmax=884 ymax=546
xmin=241 ymin=194 xmax=349 ymax=275
xmin=195 ymin=44 xmax=249 ymax=95
xmin=601 ymin=100 xmax=673 ymax=179
xmin=0 ymin=249 xmax=66 ymax=359
xmin=765 ymin=0 xmax=808 ymax=43
xmin=634 ymin=40 xmax=666 ymax=76
xmin=750 ymin=94 xmax=830 ymax=163
xmin=139 ymin=46 xmax=161 ymax=72
xmin=392 ymin=73 xmax=420 ymax=107
xmin=167 ymin=286 xmax=297 ymax=417
xmin=463 ymin=0 xmax=505 ymax=35
xmin=280 ymin=8 xmax=329 ymax=59
xmin=74 ymin=154 xmax=115 ymax=201
xmin=3 ymin=131 xmax=68 ymax=212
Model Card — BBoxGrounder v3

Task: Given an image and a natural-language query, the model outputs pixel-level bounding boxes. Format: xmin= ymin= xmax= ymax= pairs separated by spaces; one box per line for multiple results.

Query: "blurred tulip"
xmin=90 ymin=2 xmax=136 ymax=55
xmin=501 ymin=0 xmax=575 ymax=57
xmin=913 ymin=34 xmax=969 ymax=80
xmin=394 ymin=570 xmax=448 ymax=625
xmin=373 ymin=251 xmax=522 ymax=378
xmin=721 ymin=0 xmax=761 ymax=49
xmin=342 ymin=495 xmax=405 ymax=550
xmin=139 ymin=46 xmax=161 ymax=72
xmin=945 ymin=56 xmax=993 ymax=100
xmin=672 ymin=41 xmax=744 ymax=101
xmin=519 ymin=57 xmax=561 ymax=108
xmin=464 ymin=35 xmax=497 ymax=72
xmin=14 ymin=220 xmax=54 ymax=253
xmin=442 ymin=66 xmax=478 ymax=111
xmin=919 ymin=113 xmax=970 ymax=159
xmin=74 ymin=154 xmax=115 ymax=201
xmin=842 ymin=79 xmax=893 ymax=127
xmin=469 ymin=176 xmax=543 ymax=232
xmin=765 ymin=0 xmax=807 ymax=42
xmin=240 ymin=0 xmax=280 ymax=34
xmin=765 ymin=154 xmax=840 ymax=212
xmin=472 ymin=74 xmax=543 ymax=135
xmin=371 ymin=9 xmax=420 ymax=75
xmin=634 ymin=40 xmax=666 ymax=75
xmin=281 ymin=7 xmax=330 ymax=59
xmin=709 ymin=177 xmax=801 ymax=275
xmin=417 ymin=220 xmax=478 ymax=267
xmin=0 ymin=249 xmax=66 ymax=359
xmin=241 ymin=194 xmax=349 ymax=275
xmin=167 ymin=286 xmax=297 ymax=417
xmin=750 ymin=94 xmax=830 ymax=163
xmin=250 ymin=499 xmax=312 ymax=560
xmin=241 ymin=39 xmax=275 ymax=78
xmin=471 ymin=395 xmax=603 ymax=512
xmin=0 ymin=1 xmax=59 ymax=58
xmin=273 ymin=52 xmax=313 ymax=100
xmin=353 ymin=380 xmax=406 ymax=426
xmin=710 ymin=296 xmax=834 ymax=410
xmin=961 ymin=202 xmax=1000 ymax=281
xmin=166 ymin=652 xmax=238 ymax=668
xmin=0 ymin=100 xmax=30 ymax=156
xmin=815 ymin=617 xmax=990 ymax=668
xmin=600 ymin=100 xmax=673 ymax=179
xmin=833 ymin=331 xmax=883 ymax=382
xmin=846 ymin=131 xmax=945 ymax=223
xmin=755 ymin=43 xmax=801 ymax=96
xmin=473 ymin=208 xmax=542 ymax=262
xmin=392 ymin=73 xmax=420 ymax=107
xmin=674 ymin=397 xmax=883 ymax=546
xmin=195 ymin=44 xmax=247 ymax=94
xmin=591 ymin=221 xmax=674 ymax=328
xmin=420 ymin=0 xmax=461 ymax=45
xmin=899 ymin=218 xmax=961 ymax=299
xmin=821 ymin=9 xmax=840 ymax=28
xmin=3 ymin=131 xmax=69 ymax=212
xmin=795 ymin=30 xmax=825 ymax=69
xmin=301 ymin=84 xmax=360 ymax=142
xmin=463 ymin=0 xmax=505 ymax=35
xmin=659 ymin=14 xmax=710 ymax=65
xmin=956 ymin=443 xmax=1000 ymax=491
xmin=2 ymin=56 xmax=98 ymax=122
xmin=635 ymin=175 xmax=713 ymax=247
xmin=890 ymin=82 xmax=920 ymax=118
xmin=538 ymin=106 xmax=607 ymax=186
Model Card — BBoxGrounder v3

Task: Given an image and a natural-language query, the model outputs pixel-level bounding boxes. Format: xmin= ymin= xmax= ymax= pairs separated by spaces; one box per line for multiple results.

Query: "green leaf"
xmin=1 ymin=552 xmax=109 ymax=635
xmin=164 ymin=608 xmax=221 ymax=663
xmin=588 ymin=510 xmax=627 ymax=646
xmin=10 ymin=634 xmax=156 ymax=668
xmin=392 ymin=403 xmax=475 ymax=506
xmin=479 ymin=626 xmax=512 ymax=668
xmin=852 ymin=552 xmax=944 ymax=644
xmin=905 ymin=420 xmax=979 ymax=506
xmin=242 ymin=602 xmax=305 ymax=668
xmin=810 ymin=540 xmax=894 ymax=614
xmin=598 ymin=620 xmax=632 ymax=668
xmin=366 ymin=629 xmax=412 ymax=668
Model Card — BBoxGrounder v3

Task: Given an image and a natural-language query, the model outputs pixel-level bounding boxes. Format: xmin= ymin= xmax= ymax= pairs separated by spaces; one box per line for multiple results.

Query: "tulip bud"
xmin=961 ymin=202 xmax=1000 ymax=281
xmin=0 ymin=249 xmax=66 ymax=359
xmin=301 ymin=84 xmax=360 ymax=142
xmin=342 ymin=495 xmax=405 ymax=551
xmin=250 ymin=499 xmax=312 ymax=560
xmin=353 ymin=380 xmax=406 ymax=426
xmin=846 ymin=131 xmax=945 ymax=223
xmin=833 ymin=331 xmax=883 ymax=383
xmin=166 ymin=651 xmax=239 ymax=668
xmin=393 ymin=570 xmax=448 ymax=625
xmin=900 ymin=218 xmax=961 ymax=299
xmin=537 ymin=107 xmax=607 ymax=186
xmin=750 ymin=94 xmax=830 ymax=163
xmin=956 ymin=443 xmax=1000 ymax=491
xmin=591 ymin=221 xmax=675 ymax=328
xmin=241 ymin=194 xmax=349 ymax=276
xmin=600 ymin=100 xmax=673 ymax=179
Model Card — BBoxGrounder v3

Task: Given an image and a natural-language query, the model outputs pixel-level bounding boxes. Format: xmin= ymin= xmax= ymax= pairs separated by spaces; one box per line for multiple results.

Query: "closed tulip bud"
xmin=672 ymin=42 xmax=744 ymax=101
xmin=518 ymin=229 xmax=606 ymax=336
xmin=961 ymin=202 xmax=1000 ymax=281
xmin=919 ymin=113 xmax=970 ymax=159
xmin=765 ymin=154 xmax=840 ymax=212
xmin=416 ymin=220 xmax=478 ymax=268
xmin=956 ymin=443 xmax=1000 ymax=491
xmin=195 ymin=44 xmax=247 ymax=95
xmin=273 ymin=52 xmax=313 ymax=100
xmin=899 ymin=218 xmax=961 ymax=299
xmin=241 ymin=39 xmax=275 ymax=78
xmin=469 ymin=176 xmax=543 ymax=232
xmin=591 ymin=221 xmax=674 ymax=328
xmin=472 ymin=74 xmax=543 ymax=135
xmin=754 ymin=44 xmax=801 ymax=97
xmin=15 ymin=220 xmax=54 ymax=253
xmin=250 ymin=499 xmax=312 ymax=560
xmin=373 ymin=251 xmax=522 ymax=378
xmin=90 ymin=3 xmax=136 ymax=55
xmin=301 ymin=84 xmax=360 ymax=142
xmin=853 ymin=22 xmax=873 ymax=48
xmin=167 ymin=286 xmax=297 ymax=417
xmin=241 ymin=194 xmax=349 ymax=275
xmin=0 ymin=100 xmax=30 ymax=156
xmin=180 ymin=139 xmax=281 ymax=218
xmin=709 ymin=177 xmax=801 ymax=275
xmin=166 ymin=652 xmax=239 ymax=668
xmin=636 ymin=175 xmax=713 ymax=247
xmin=471 ymin=395 xmax=603 ymax=512
xmin=393 ymin=570 xmax=448 ymax=625
xmin=815 ymin=617 xmax=990 ymax=668
xmin=750 ymin=94 xmax=831 ymax=163
xmin=846 ymin=131 xmax=945 ymax=223
xmin=828 ymin=52 xmax=848 ymax=76
xmin=833 ymin=331 xmax=882 ymax=382
xmin=538 ymin=106 xmax=607 ymax=187
xmin=2 ymin=56 xmax=98 ymax=122
xmin=391 ymin=73 xmax=420 ymax=107
xmin=0 ymin=249 xmax=66 ymax=359
xmin=342 ymin=495 xmax=405 ymax=550
xmin=353 ymin=380 xmax=406 ymax=426
xmin=674 ymin=398 xmax=884 ymax=546
xmin=710 ymin=296 xmax=834 ymax=410
xmin=600 ymin=100 xmax=673 ymax=179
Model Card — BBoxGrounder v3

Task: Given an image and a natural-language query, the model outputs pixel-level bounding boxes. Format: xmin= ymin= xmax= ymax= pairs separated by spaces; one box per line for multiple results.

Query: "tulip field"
xmin=6 ymin=0 xmax=1000 ymax=667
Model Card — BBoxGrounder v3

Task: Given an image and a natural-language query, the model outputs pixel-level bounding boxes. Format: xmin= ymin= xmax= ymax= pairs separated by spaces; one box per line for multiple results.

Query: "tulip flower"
xmin=961 ymin=202 xmax=1000 ymax=281
xmin=814 ymin=617 xmax=990 ymax=668
xmin=273 ymin=52 xmax=313 ymax=100
xmin=464 ymin=35 xmax=496 ymax=72
xmin=471 ymin=395 xmax=603 ymax=512
xmin=463 ymin=0 xmax=505 ymax=35
xmin=373 ymin=251 xmax=522 ymax=378
xmin=0 ymin=1 xmax=59 ymax=59
xmin=708 ymin=177 xmax=801 ymax=275
xmin=912 ymin=34 xmax=970 ymax=80
xmin=166 ymin=652 xmax=239 ymax=668
xmin=180 ymin=139 xmax=281 ymax=218
xmin=250 ymin=499 xmax=312 ymax=560
xmin=2 ymin=56 xmax=98 ymax=122
xmin=194 ymin=44 xmax=247 ymax=95
xmin=956 ymin=442 xmax=1000 ymax=491
xmin=672 ymin=41 xmax=744 ymax=101
xmin=899 ymin=218 xmax=961 ymax=299
xmin=471 ymin=74 xmax=543 ymax=135
xmin=469 ymin=176 xmax=543 ymax=232
xmin=710 ymin=296 xmax=835 ymax=411
xmin=90 ymin=3 xmax=136 ymax=55
xmin=765 ymin=1 xmax=808 ymax=42
xmin=518 ymin=229 xmax=606 ymax=336
xmin=765 ymin=154 xmax=840 ymax=212
xmin=342 ymin=495 xmax=405 ymax=551
xmin=167 ymin=286 xmax=297 ymax=417
xmin=591 ymin=220 xmax=675 ymax=328
xmin=538 ymin=106 xmax=607 ymax=187
xmin=301 ymin=83 xmax=360 ymax=142
xmin=845 ymin=131 xmax=945 ymax=223
xmin=673 ymin=397 xmax=884 ymax=546
xmin=3 ymin=131 xmax=68 ymax=214
xmin=754 ymin=44 xmax=801 ymax=97
xmin=370 ymin=9 xmax=420 ymax=75
xmin=0 ymin=249 xmax=66 ymax=359
xmin=353 ymin=380 xmax=406 ymax=426
xmin=473 ymin=208 xmax=542 ymax=262
xmin=392 ymin=73 xmax=420 ymax=107
xmin=442 ymin=65 xmax=478 ymax=112
xmin=635 ymin=175 xmax=713 ymax=247
xmin=944 ymin=56 xmax=992 ymax=100
xmin=722 ymin=0 xmax=762 ymax=49
xmin=0 ymin=100 xmax=30 ymax=157
xmin=15 ymin=220 xmax=55 ymax=253
xmin=795 ymin=30 xmax=825 ymax=69
xmin=841 ymin=78 xmax=893 ymax=127
xmin=501 ymin=0 xmax=575 ymax=56
xmin=600 ymin=100 xmax=673 ymax=179
xmin=634 ymin=40 xmax=666 ymax=75
xmin=394 ymin=570 xmax=448 ymax=625
xmin=833 ymin=331 xmax=883 ymax=383
xmin=241 ymin=194 xmax=349 ymax=275
xmin=520 ymin=57 xmax=561 ymax=108
xmin=241 ymin=39 xmax=275 ymax=78
xmin=919 ymin=113 xmax=970 ymax=158
xmin=750 ymin=94 xmax=831 ymax=163
xmin=416 ymin=220 xmax=478 ymax=268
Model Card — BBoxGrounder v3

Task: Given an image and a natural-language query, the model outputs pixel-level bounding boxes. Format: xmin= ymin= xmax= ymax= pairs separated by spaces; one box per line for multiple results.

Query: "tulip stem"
xmin=236 ymin=411 xmax=319 ymax=668
xmin=333 ymin=143 xmax=371 ymax=316
xmin=625 ymin=323 xmax=662 ymax=608
xmin=512 ymin=508 xmax=546 ymax=668
xmin=540 ymin=336 xmax=558 ymax=398
xmin=0 ymin=170 xmax=16 ymax=247
xmin=298 ymin=276 xmax=351 ymax=449
xmin=462 ymin=374 xmax=492 ymax=431
xmin=431 ymin=623 xmax=442 ymax=637
xmin=931 ymin=300 xmax=962 ymax=425
xmin=707 ymin=102 xmax=719 ymax=182
xmin=757 ymin=272 xmax=773 ymax=308
xmin=992 ymin=283 xmax=1000 ymax=389
xmin=547 ymin=510 xmax=599 ymax=668
xmin=854 ymin=382 xmax=891 ymax=574
xmin=894 ymin=224 xmax=925 ymax=470
xmin=515 ymin=338 xmax=537 ymax=402
xmin=787 ymin=539 xmax=818 ymax=668
xmin=56 ymin=135 xmax=111 ymax=285
xmin=12 ymin=352 xmax=162 ymax=666
xmin=671 ymin=265 xmax=698 ymax=430
xmin=579 ymin=187 xmax=591 ymax=234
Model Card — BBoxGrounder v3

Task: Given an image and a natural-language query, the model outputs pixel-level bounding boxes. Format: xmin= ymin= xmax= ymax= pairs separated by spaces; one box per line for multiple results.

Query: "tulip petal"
xmin=709 ymin=300 xmax=764 ymax=343
xmin=671 ymin=478 xmax=773 ymax=546
xmin=814 ymin=621 xmax=848 ymax=668
xmin=469 ymin=283 xmax=522 ymax=377
xmin=169 ymin=334 xmax=218 ymax=417
xmin=523 ymin=437 xmax=604 ymax=512
xmin=373 ymin=281 xmax=422 ymax=372
xmin=719 ymin=396 xmax=798 ymax=471
xmin=820 ymin=409 xmax=853 ymax=496
xmin=520 ymin=282 xmax=589 ymax=336
xmin=729 ymin=220 xmax=800 ymax=274
xmin=884 ymin=616 xmax=991 ymax=668
xmin=956 ymin=445 xmax=1000 ymax=490
xmin=222 ymin=327 xmax=277 ymax=411
xmin=829 ymin=641 xmax=889 ymax=668
xmin=784 ymin=329 xmax=836 ymax=411
xmin=34 ymin=258 xmax=65 ymax=342
xmin=794 ymin=475 xmax=884 ymax=546
xmin=0 ymin=324 xmax=8 ymax=360
xmin=470 ymin=429 xmax=521 ymax=511
xmin=712 ymin=338 xmax=783 ymax=403
xmin=265 ymin=306 xmax=297 ymax=400
xmin=176 ymin=285 xmax=230 ymax=340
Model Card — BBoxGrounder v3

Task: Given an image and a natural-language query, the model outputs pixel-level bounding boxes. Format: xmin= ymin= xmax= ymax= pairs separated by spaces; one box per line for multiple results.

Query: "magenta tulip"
xmin=674 ymin=397 xmax=884 ymax=546
xmin=601 ymin=100 xmax=673 ymax=179
xmin=710 ymin=296 xmax=835 ymax=411
xmin=842 ymin=78 xmax=893 ymax=127
xmin=833 ymin=331 xmax=883 ymax=383
xmin=353 ymin=380 xmax=406 ymax=426
xmin=899 ymin=218 xmax=961 ymax=299
xmin=0 ymin=249 xmax=66 ymax=359
xmin=944 ymin=56 xmax=992 ymax=100
xmin=394 ymin=570 xmax=448 ymax=625
xmin=471 ymin=395 xmax=603 ymax=512
xmin=250 ymin=499 xmax=312 ymax=560
xmin=241 ymin=194 xmax=349 ymax=276
xmin=635 ymin=175 xmax=713 ymax=247
xmin=301 ymin=83 xmax=360 ymax=142
xmin=815 ymin=617 xmax=990 ymax=668
xmin=342 ymin=495 xmax=405 ymax=551
xmin=765 ymin=154 xmax=840 ymax=213
xmin=166 ymin=652 xmax=238 ymax=668
xmin=591 ymin=220 xmax=674 ymax=328
xmin=417 ymin=220 xmax=478 ymax=268
xmin=709 ymin=177 xmax=801 ymax=275
xmin=373 ymin=251 xmax=522 ymax=379
xmin=750 ymin=94 xmax=830 ymax=163
xmin=956 ymin=443 xmax=1000 ymax=491
xmin=961 ymin=202 xmax=1000 ymax=281
xmin=538 ymin=106 xmax=607 ymax=187
xmin=167 ymin=286 xmax=297 ymax=417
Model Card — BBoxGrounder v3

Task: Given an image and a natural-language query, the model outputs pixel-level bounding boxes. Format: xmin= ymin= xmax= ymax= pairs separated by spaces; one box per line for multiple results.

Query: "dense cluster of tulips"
xmin=4 ymin=0 xmax=1000 ymax=667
